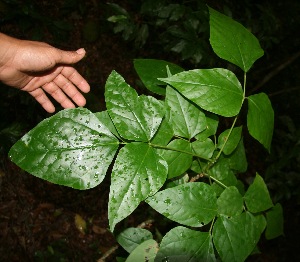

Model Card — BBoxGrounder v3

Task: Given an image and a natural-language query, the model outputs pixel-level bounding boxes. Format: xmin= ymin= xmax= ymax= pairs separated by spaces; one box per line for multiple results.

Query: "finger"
xmin=42 ymin=81 xmax=76 ymax=110
xmin=53 ymin=73 xmax=87 ymax=107
xmin=61 ymin=66 xmax=90 ymax=93
xmin=29 ymin=88 xmax=56 ymax=113
xmin=54 ymin=48 xmax=86 ymax=65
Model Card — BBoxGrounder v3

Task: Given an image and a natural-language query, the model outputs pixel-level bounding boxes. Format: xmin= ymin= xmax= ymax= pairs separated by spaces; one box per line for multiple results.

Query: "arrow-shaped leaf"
xmin=244 ymin=173 xmax=273 ymax=213
xmin=109 ymin=143 xmax=167 ymax=231
xmin=209 ymin=7 xmax=264 ymax=72
xmin=105 ymin=71 xmax=164 ymax=141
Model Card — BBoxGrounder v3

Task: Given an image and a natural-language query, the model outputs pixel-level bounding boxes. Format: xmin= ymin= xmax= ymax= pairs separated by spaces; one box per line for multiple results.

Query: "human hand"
xmin=0 ymin=33 xmax=90 ymax=113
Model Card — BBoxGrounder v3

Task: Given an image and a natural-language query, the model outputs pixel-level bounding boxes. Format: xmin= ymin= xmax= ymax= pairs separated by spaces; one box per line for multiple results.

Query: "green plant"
xmin=107 ymin=0 xmax=212 ymax=66
xmin=9 ymin=7 xmax=283 ymax=261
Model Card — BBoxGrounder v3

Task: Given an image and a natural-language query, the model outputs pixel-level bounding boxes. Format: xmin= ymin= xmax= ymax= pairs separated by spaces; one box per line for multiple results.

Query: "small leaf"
xmin=117 ymin=228 xmax=153 ymax=253
xmin=244 ymin=174 xmax=273 ymax=213
xmin=9 ymin=108 xmax=119 ymax=190
xmin=227 ymin=138 xmax=248 ymax=173
xmin=147 ymin=183 xmax=217 ymax=227
xmin=217 ymin=126 xmax=242 ymax=155
xmin=166 ymin=86 xmax=206 ymax=139
xmin=159 ymin=68 xmax=243 ymax=117
xmin=195 ymin=113 xmax=219 ymax=141
xmin=209 ymin=7 xmax=264 ymax=72
xmin=155 ymin=226 xmax=216 ymax=262
xmin=109 ymin=143 xmax=167 ymax=231
xmin=217 ymin=186 xmax=244 ymax=217
xmin=126 ymin=239 xmax=158 ymax=262
xmin=247 ymin=93 xmax=274 ymax=152
xmin=161 ymin=139 xmax=193 ymax=179
xmin=213 ymin=212 xmax=266 ymax=262
xmin=105 ymin=71 xmax=164 ymax=141
xmin=265 ymin=203 xmax=284 ymax=240
xmin=134 ymin=59 xmax=184 ymax=95
xmin=192 ymin=138 xmax=215 ymax=159
xmin=74 ymin=214 xmax=87 ymax=234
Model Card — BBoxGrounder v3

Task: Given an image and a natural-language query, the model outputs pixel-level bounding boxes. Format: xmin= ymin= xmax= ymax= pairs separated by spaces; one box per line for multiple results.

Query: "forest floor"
xmin=1 ymin=1 xmax=300 ymax=261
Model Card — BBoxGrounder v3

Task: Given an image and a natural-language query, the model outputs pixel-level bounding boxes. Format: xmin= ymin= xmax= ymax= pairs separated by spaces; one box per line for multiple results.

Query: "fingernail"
xmin=76 ymin=48 xmax=85 ymax=55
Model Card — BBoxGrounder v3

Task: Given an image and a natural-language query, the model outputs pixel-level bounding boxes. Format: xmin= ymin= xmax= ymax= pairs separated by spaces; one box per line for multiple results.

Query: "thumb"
xmin=55 ymin=48 xmax=86 ymax=65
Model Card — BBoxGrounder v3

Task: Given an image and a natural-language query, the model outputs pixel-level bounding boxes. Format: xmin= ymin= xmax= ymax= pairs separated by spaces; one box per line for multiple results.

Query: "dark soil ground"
xmin=1 ymin=1 xmax=300 ymax=261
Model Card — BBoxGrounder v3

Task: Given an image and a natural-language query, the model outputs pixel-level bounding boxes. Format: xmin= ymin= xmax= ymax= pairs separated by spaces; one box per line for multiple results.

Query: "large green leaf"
xmin=161 ymin=139 xmax=193 ymax=179
xmin=146 ymin=183 xmax=217 ymax=227
xmin=213 ymin=212 xmax=266 ymax=262
xmin=159 ymin=69 xmax=243 ymax=117
xmin=244 ymin=173 xmax=273 ymax=213
xmin=109 ymin=143 xmax=167 ymax=231
xmin=155 ymin=226 xmax=216 ymax=262
xmin=105 ymin=71 xmax=164 ymax=141
xmin=134 ymin=59 xmax=184 ymax=95
xmin=247 ymin=93 xmax=274 ymax=152
xmin=217 ymin=186 xmax=244 ymax=217
xmin=117 ymin=228 xmax=153 ymax=253
xmin=217 ymin=126 xmax=242 ymax=155
xmin=166 ymin=86 xmax=206 ymax=139
xmin=126 ymin=239 xmax=158 ymax=262
xmin=9 ymin=108 xmax=119 ymax=190
xmin=209 ymin=7 xmax=264 ymax=72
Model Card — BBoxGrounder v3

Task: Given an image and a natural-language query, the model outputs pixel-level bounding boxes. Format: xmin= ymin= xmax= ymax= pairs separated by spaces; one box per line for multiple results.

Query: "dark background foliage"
xmin=0 ymin=0 xmax=299 ymax=261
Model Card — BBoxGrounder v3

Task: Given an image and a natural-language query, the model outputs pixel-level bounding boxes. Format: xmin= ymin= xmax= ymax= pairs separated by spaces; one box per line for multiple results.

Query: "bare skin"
xmin=0 ymin=33 xmax=90 ymax=113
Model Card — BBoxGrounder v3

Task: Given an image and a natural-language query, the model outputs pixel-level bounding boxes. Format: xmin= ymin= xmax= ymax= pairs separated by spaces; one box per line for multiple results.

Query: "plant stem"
xmin=149 ymin=143 xmax=212 ymax=162
xmin=214 ymin=116 xmax=238 ymax=161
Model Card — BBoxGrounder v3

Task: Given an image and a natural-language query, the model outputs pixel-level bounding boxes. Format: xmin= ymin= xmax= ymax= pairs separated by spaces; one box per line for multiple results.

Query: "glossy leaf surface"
xmin=134 ymin=59 xmax=184 ymax=95
xmin=160 ymin=69 xmax=243 ymax=117
xmin=155 ymin=226 xmax=216 ymax=262
xmin=244 ymin=174 xmax=273 ymax=213
xmin=209 ymin=7 xmax=264 ymax=72
xmin=9 ymin=108 xmax=119 ymax=190
xmin=105 ymin=71 xmax=164 ymax=141
xmin=109 ymin=143 xmax=167 ymax=231
xmin=247 ymin=93 xmax=274 ymax=152
xmin=166 ymin=86 xmax=206 ymax=139
xmin=213 ymin=212 xmax=266 ymax=262
xmin=147 ymin=183 xmax=217 ymax=227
